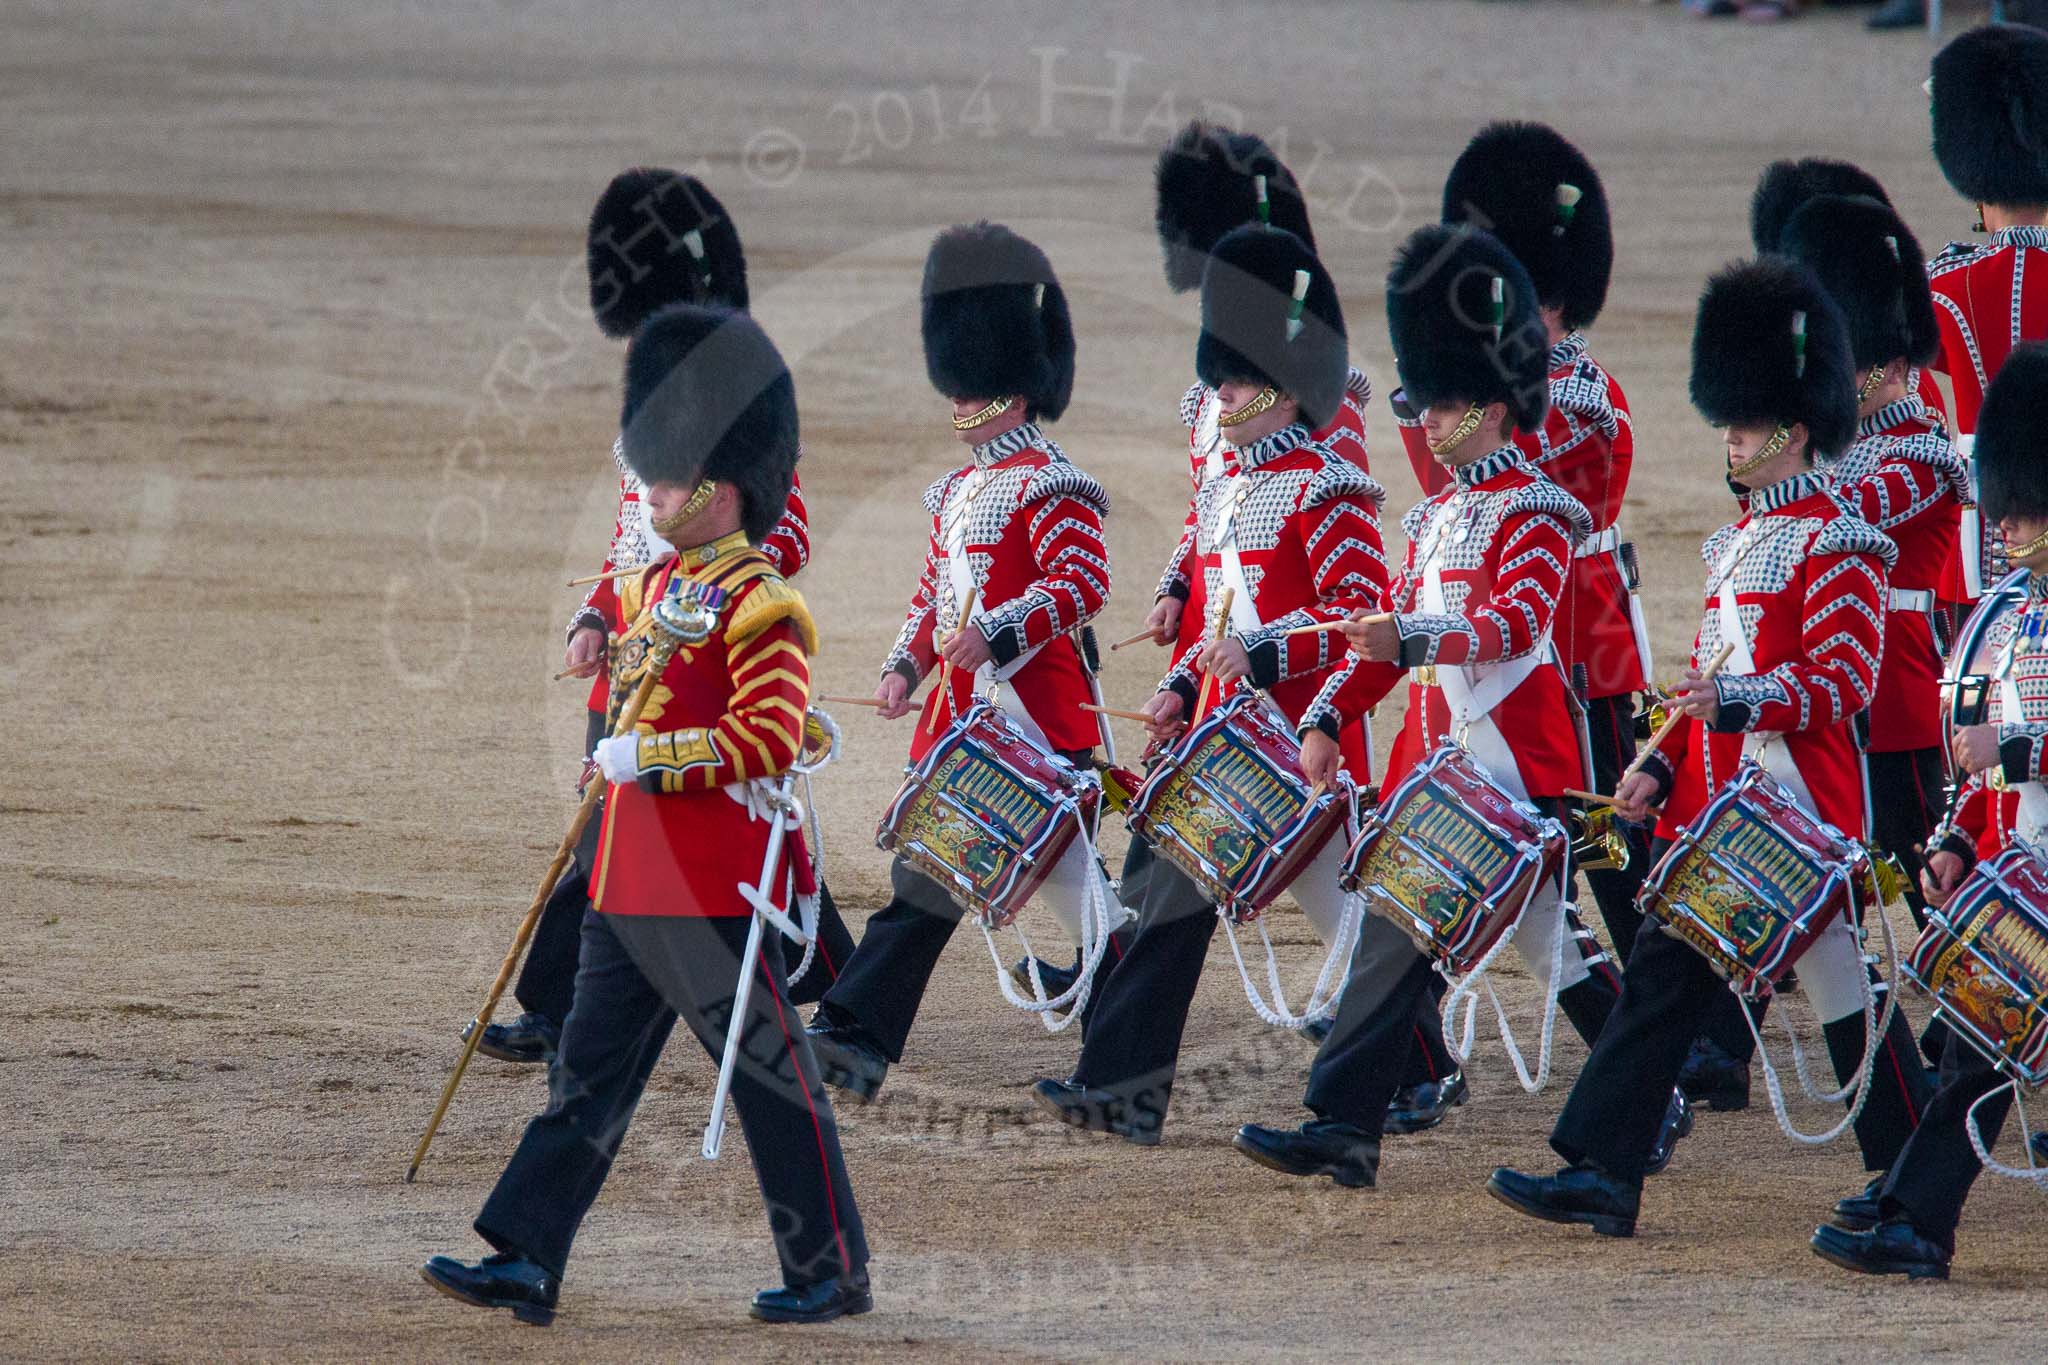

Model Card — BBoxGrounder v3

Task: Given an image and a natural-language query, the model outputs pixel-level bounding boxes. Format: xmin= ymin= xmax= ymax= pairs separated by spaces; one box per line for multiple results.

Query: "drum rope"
xmin=1436 ymin=870 xmax=1569 ymax=1094
xmin=1216 ymin=889 xmax=1362 ymax=1031
xmin=982 ymin=837 xmax=1115 ymax=1033
xmin=1741 ymin=889 xmax=1901 ymax=1147
xmin=1965 ymin=1080 xmax=2048 ymax=1185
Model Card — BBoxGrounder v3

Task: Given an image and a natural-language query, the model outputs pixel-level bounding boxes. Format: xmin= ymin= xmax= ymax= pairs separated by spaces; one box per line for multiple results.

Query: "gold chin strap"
xmin=1856 ymin=364 xmax=1888 ymax=405
xmin=1216 ymin=385 xmax=1279 ymax=428
xmin=951 ymin=396 xmax=1015 ymax=431
xmin=1427 ymin=403 xmax=1486 ymax=458
xmin=1729 ymin=424 xmax=1792 ymax=483
xmin=650 ymin=479 xmax=718 ymax=541
xmin=2005 ymin=524 xmax=2048 ymax=561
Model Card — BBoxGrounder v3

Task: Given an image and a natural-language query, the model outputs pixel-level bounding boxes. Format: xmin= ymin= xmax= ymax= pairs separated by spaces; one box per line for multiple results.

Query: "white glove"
xmin=593 ymin=735 xmax=641 ymax=785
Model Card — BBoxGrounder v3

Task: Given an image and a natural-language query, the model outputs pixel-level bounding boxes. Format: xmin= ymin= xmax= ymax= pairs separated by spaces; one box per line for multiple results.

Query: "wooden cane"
xmin=926 ymin=586 xmax=979 ymax=736
xmin=1620 ymin=641 xmax=1738 ymax=783
xmin=1081 ymin=702 xmax=1152 ymax=724
xmin=1108 ymin=628 xmax=1156 ymax=652
xmin=1194 ymin=587 xmax=1236 ymax=717
xmin=406 ymin=633 xmax=680 ymax=1183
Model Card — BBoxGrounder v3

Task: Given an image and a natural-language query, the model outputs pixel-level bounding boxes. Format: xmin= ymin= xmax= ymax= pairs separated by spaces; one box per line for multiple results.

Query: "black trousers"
xmin=516 ymin=709 xmax=856 ymax=1023
xmin=1302 ymin=797 xmax=1622 ymax=1138
xmin=1551 ymin=839 xmax=1932 ymax=1184
xmin=1580 ymin=692 xmax=1653 ymax=965
xmin=476 ymin=910 xmax=867 ymax=1288
xmin=1881 ymin=1031 xmax=2016 ymax=1252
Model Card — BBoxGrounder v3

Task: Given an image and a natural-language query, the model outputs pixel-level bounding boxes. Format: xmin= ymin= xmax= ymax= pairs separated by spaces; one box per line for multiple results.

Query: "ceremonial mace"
xmin=405 ymin=589 xmax=706 ymax=1183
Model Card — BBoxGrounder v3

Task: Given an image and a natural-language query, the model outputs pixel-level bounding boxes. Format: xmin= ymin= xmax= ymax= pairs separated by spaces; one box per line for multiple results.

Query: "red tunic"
xmin=1637 ymin=471 xmax=1894 ymax=842
xmin=1154 ymin=422 xmax=1390 ymax=769
xmin=1319 ymin=444 xmax=1593 ymax=800
xmin=883 ymin=423 xmax=1110 ymax=760
xmin=1929 ymin=226 xmax=2048 ymax=600
xmin=571 ymin=435 xmax=810 ymax=711
xmin=590 ymin=535 xmax=817 ymax=918
xmin=1932 ymin=570 xmax=2045 ymax=860
xmin=1826 ymin=398 xmax=1968 ymax=753
xmin=1160 ymin=368 xmax=1373 ymax=658
xmin=1395 ymin=334 xmax=1644 ymax=699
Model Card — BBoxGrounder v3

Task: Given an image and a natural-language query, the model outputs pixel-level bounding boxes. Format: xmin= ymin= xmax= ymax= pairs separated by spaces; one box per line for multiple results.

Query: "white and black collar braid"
xmin=1857 ymin=393 xmax=1929 ymax=439
xmin=1991 ymin=225 xmax=2048 ymax=251
xmin=1547 ymin=331 xmax=1587 ymax=372
xmin=1747 ymin=468 xmax=1827 ymax=516
xmin=1232 ymin=422 xmax=1310 ymax=474
xmin=971 ymin=421 xmax=1046 ymax=469
xmin=1452 ymin=443 xmax=1528 ymax=490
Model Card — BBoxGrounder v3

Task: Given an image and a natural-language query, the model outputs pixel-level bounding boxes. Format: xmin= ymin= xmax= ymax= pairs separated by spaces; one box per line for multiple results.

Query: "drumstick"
xmin=927 ymin=586 xmax=979 ymax=736
xmin=1194 ymin=587 xmax=1236 ymax=717
xmin=565 ymin=565 xmax=643 ymax=588
xmin=1108 ymin=628 xmax=1156 ymax=652
xmin=1621 ymin=641 xmax=1738 ymax=781
xmin=552 ymin=667 xmax=587 ymax=683
xmin=1279 ymin=612 xmax=1395 ymax=640
xmin=1564 ymin=788 xmax=1618 ymax=808
xmin=1081 ymin=702 xmax=1152 ymax=724
xmin=817 ymin=694 xmax=885 ymax=709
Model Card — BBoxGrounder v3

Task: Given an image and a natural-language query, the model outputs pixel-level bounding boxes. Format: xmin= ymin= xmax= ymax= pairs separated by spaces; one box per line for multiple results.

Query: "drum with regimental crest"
xmin=1638 ymin=759 xmax=1869 ymax=1001
xmin=1125 ymin=691 xmax=1350 ymax=922
xmin=876 ymin=701 xmax=1099 ymax=928
xmin=1905 ymin=844 xmax=2048 ymax=1089
xmin=1340 ymin=744 xmax=1567 ymax=975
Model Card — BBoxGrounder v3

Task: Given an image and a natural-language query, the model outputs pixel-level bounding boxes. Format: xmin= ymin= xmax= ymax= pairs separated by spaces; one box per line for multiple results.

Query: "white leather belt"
xmin=1573 ymin=526 xmax=1620 ymax=558
xmin=1887 ymin=588 xmax=1936 ymax=613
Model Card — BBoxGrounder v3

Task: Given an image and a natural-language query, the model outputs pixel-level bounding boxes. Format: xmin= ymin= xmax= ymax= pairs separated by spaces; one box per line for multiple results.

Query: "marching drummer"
xmin=803 ymin=222 xmax=1123 ymax=1102
xmin=1230 ymin=225 xmax=1634 ymax=1192
xmin=1028 ymin=223 xmax=1392 ymax=1147
xmin=482 ymin=167 xmax=854 ymax=1072
xmin=1926 ymin=23 xmax=2048 ymax=605
xmin=421 ymin=304 xmax=871 ymax=1325
xmin=1486 ymin=257 xmax=1932 ymax=1240
xmin=1814 ymin=343 xmax=2048 ymax=1282
xmin=1683 ymin=174 xmax=1968 ymax=1109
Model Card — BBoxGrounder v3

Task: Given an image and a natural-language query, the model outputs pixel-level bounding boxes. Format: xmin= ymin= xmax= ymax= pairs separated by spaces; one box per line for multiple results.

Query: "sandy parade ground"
xmin=4 ymin=0 xmax=2045 ymax=1358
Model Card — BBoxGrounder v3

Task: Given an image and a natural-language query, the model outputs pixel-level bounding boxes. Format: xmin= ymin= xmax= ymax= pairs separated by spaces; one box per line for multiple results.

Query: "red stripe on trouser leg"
xmin=1412 ymin=1025 xmax=1439 ymax=1082
xmin=758 ymin=948 xmax=853 ymax=1276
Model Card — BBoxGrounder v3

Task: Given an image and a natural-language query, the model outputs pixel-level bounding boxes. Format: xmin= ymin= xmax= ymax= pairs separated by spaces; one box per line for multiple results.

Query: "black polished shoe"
xmin=1677 ymin=1036 xmax=1750 ymax=1111
xmin=1811 ymin=1218 xmax=1951 ymax=1280
xmin=421 ymin=1252 xmax=559 ymax=1325
xmin=750 ymin=1272 xmax=873 ymax=1324
xmin=465 ymin=1011 xmax=561 ymax=1066
xmin=1384 ymin=1071 xmax=1468 ymax=1136
xmin=1233 ymin=1119 xmax=1379 ymax=1188
xmin=1645 ymin=1088 xmax=1695 ymax=1177
xmin=1028 ymin=1077 xmax=1161 ymax=1146
xmin=1831 ymin=1174 xmax=1886 ymax=1232
xmin=1486 ymin=1163 xmax=1640 ymax=1238
xmin=1008 ymin=955 xmax=1081 ymax=998
xmin=805 ymin=1022 xmax=887 ymax=1103
xmin=1865 ymin=0 xmax=1925 ymax=28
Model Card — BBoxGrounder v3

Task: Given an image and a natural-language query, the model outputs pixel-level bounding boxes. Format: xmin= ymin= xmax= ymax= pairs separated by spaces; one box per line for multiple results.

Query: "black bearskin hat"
xmin=1749 ymin=157 xmax=1893 ymax=254
xmin=1689 ymin=258 xmax=1856 ymax=459
xmin=1385 ymin=224 xmax=1549 ymax=433
xmin=1777 ymin=194 xmax=1939 ymax=370
xmin=1932 ymin=23 xmax=2048 ymax=208
xmin=619 ymin=304 xmax=797 ymax=544
xmin=921 ymin=222 xmax=1075 ymax=422
xmin=1195 ymin=225 xmax=1348 ymax=428
xmin=587 ymin=168 xmax=749 ymax=339
xmin=1975 ymin=341 xmax=2048 ymax=523
xmin=1155 ymin=121 xmax=1317 ymax=294
xmin=1440 ymin=121 xmax=1613 ymax=333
